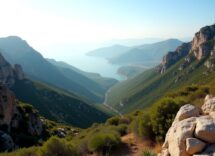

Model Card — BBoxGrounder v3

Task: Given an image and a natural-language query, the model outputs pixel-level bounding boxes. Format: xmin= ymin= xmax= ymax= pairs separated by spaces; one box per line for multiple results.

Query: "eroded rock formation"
xmin=159 ymin=24 xmax=215 ymax=73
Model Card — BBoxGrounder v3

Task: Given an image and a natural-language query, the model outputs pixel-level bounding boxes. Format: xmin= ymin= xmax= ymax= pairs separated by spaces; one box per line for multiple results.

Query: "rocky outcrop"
xmin=159 ymin=42 xmax=191 ymax=73
xmin=192 ymin=24 xmax=215 ymax=60
xmin=27 ymin=113 xmax=43 ymax=136
xmin=161 ymin=95 xmax=215 ymax=156
xmin=159 ymin=24 xmax=215 ymax=73
xmin=0 ymin=53 xmax=24 ymax=86
xmin=0 ymin=86 xmax=16 ymax=127
xmin=14 ymin=64 xmax=25 ymax=80
xmin=0 ymin=85 xmax=43 ymax=151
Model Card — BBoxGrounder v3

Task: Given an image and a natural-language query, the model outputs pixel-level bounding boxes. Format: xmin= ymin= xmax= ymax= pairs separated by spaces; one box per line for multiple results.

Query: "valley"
xmin=0 ymin=1 xmax=214 ymax=156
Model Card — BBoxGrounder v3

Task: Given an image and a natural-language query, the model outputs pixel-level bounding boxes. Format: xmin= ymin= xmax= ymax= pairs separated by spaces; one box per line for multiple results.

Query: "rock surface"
xmin=186 ymin=138 xmax=206 ymax=155
xmin=202 ymin=96 xmax=215 ymax=114
xmin=0 ymin=86 xmax=16 ymax=127
xmin=175 ymin=104 xmax=200 ymax=122
xmin=0 ymin=84 xmax=43 ymax=151
xmin=0 ymin=53 xmax=24 ymax=86
xmin=159 ymin=42 xmax=191 ymax=73
xmin=161 ymin=95 xmax=215 ymax=156
xmin=195 ymin=115 xmax=215 ymax=143
xmin=192 ymin=24 xmax=215 ymax=60
xmin=0 ymin=131 xmax=14 ymax=151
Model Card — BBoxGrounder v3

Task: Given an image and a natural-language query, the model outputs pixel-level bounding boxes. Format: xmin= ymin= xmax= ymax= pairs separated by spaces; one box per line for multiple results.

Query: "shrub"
xmin=150 ymin=97 xmax=184 ymax=142
xmin=128 ymin=118 xmax=138 ymax=136
xmin=106 ymin=117 xmax=120 ymax=126
xmin=0 ymin=147 xmax=39 ymax=156
xmin=140 ymin=149 xmax=156 ymax=156
xmin=40 ymin=137 xmax=77 ymax=156
xmin=116 ymin=124 xmax=128 ymax=136
xmin=137 ymin=114 xmax=154 ymax=140
xmin=87 ymin=132 xmax=121 ymax=153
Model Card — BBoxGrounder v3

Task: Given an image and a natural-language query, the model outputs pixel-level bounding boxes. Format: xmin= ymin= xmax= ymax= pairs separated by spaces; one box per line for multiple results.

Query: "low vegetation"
xmin=1 ymin=82 xmax=213 ymax=156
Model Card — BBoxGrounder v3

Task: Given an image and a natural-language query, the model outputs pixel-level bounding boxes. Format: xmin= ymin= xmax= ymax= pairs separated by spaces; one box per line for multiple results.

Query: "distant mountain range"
xmin=87 ymin=45 xmax=130 ymax=59
xmin=0 ymin=36 xmax=117 ymax=103
xmin=87 ymin=39 xmax=183 ymax=68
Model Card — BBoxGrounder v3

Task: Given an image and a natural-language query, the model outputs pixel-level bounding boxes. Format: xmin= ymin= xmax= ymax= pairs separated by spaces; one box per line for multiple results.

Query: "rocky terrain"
xmin=160 ymin=95 xmax=215 ymax=156
xmin=0 ymin=85 xmax=43 ymax=151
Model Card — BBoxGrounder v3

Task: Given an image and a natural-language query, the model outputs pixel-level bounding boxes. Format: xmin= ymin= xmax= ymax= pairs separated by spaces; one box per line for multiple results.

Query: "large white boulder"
xmin=163 ymin=117 xmax=196 ymax=156
xmin=161 ymin=95 xmax=215 ymax=156
xmin=175 ymin=104 xmax=200 ymax=122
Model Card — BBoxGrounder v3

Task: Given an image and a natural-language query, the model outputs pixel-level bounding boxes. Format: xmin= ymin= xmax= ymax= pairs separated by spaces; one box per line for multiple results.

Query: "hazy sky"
xmin=0 ymin=0 xmax=214 ymax=55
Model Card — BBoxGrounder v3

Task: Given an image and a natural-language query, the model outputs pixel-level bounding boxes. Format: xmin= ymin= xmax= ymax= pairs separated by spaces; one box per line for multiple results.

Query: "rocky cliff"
xmin=160 ymin=95 xmax=215 ymax=156
xmin=0 ymin=53 xmax=24 ymax=86
xmin=159 ymin=24 xmax=215 ymax=73
xmin=0 ymin=85 xmax=43 ymax=151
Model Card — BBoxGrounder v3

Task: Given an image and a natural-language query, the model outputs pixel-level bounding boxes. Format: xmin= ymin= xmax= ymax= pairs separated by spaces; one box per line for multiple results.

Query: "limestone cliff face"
xmin=0 ymin=53 xmax=24 ymax=86
xmin=159 ymin=42 xmax=191 ymax=73
xmin=0 ymin=86 xmax=16 ymax=127
xmin=0 ymin=53 xmax=42 ymax=151
xmin=159 ymin=24 xmax=215 ymax=73
xmin=0 ymin=85 xmax=44 ymax=151
xmin=192 ymin=24 xmax=215 ymax=60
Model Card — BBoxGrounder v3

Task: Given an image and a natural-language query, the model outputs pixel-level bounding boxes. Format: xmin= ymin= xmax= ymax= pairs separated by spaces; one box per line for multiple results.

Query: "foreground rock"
xmin=0 ymin=84 xmax=43 ymax=151
xmin=161 ymin=95 xmax=215 ymax=156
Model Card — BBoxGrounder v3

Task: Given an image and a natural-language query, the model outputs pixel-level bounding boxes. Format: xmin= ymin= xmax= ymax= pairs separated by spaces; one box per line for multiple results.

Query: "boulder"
xmin=201 ymin=144 xmax=215 ymax=155
xmin=195 ymin=115 xmax=215 ymax=143
xmin=161 ymin=95 xmax=215 ymax=156
xmin=175 ymin=104 xmax=200 ymax=122
xmin=186 ymin=138 xmax=206 ymax=155
xmin=0 ymin=131 xmax=14 ymax=151
xmin=204 ymin=94 xmax=213 ymax=102
xmin=202 ymin=97 xmax=215 ymax=114
xmin=162 ymin=117 xmax=196 ymax=156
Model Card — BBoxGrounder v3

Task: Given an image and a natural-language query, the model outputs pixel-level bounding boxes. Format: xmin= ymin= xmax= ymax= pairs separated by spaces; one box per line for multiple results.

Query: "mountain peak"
xmin=192 ymin=24 xmax=215 ymax=60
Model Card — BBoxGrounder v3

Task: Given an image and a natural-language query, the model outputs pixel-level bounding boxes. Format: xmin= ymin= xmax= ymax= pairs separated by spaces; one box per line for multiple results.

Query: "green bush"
xmin=0 ymin=147 xmax=39 ymax=156
xmin=106 ymin=117 xmax=120 ymax=126
xmin=150 ymin=97 xmax=184 ymax=142
xmin=87 ymin=132 xmax=121 ymax=153
xmin=137 ymin=114 xmax=154 ymax=140
xmin=116 ymin=124 xmax=128 ymax=136
xmin=140 ymin=149 xmax=156 ymax=156
xmin=40 ymin=137 xmax=77 ymax=156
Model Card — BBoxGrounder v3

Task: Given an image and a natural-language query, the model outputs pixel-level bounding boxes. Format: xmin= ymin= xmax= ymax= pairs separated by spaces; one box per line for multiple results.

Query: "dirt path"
xmin=106 ymin=133 xmax=151 ymax=156
xmin=87 ymin=133 xmax=158 ymax=156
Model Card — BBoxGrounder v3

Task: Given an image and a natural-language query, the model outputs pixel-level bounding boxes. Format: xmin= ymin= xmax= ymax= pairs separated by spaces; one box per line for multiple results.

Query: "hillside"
xmin=110 ymin=39 xmax=183 ymax=66
xmin=106 ymin=24 xmax=215 ymax=113
xmin=0 ymin=52 xmax=110 ymax=128
xmin=87 ymin=44 xmax=130 ymax=59
xmin=47 ymin=58 xmax=118 ymax=90
xmin=11 ymin=79 xmax=110 ymax=128
xmin=0 ymin=36 xmax=116 ymax=103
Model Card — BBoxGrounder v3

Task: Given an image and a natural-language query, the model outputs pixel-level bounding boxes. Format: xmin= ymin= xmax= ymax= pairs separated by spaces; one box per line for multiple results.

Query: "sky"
xmin=0 ymin=0 xmax=214 ymax=57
